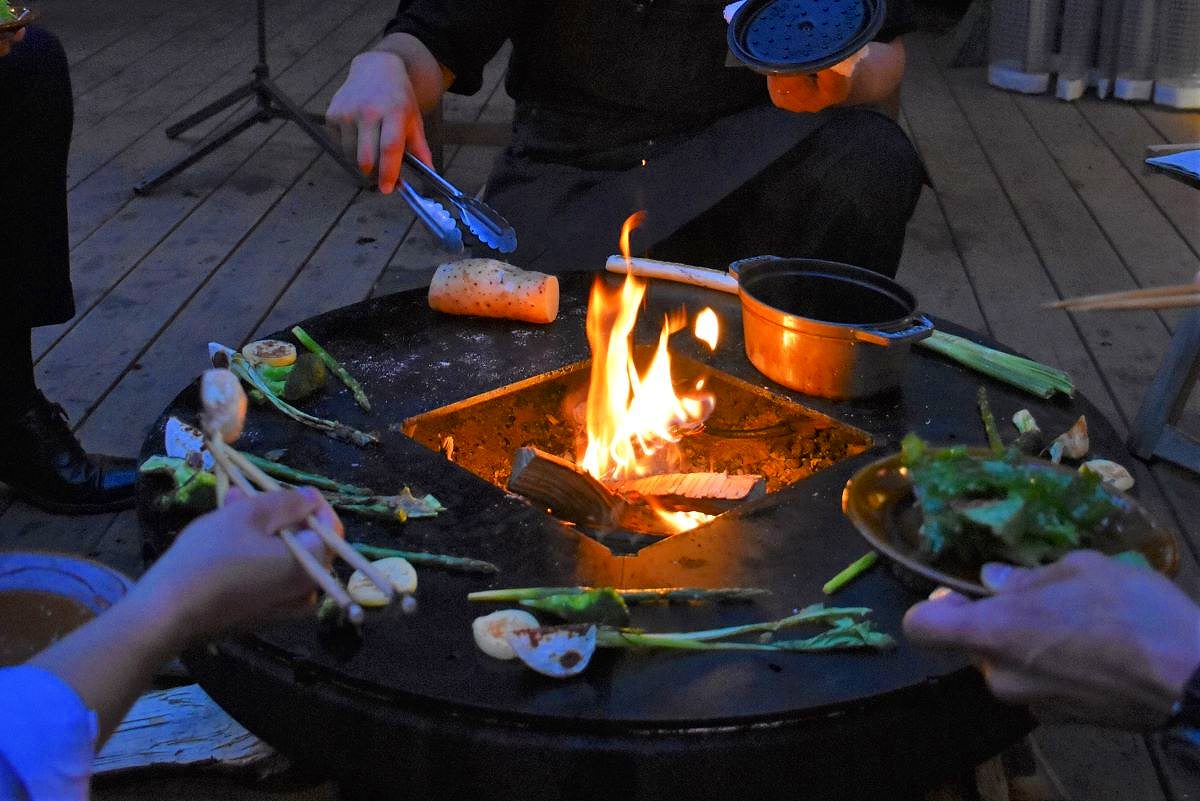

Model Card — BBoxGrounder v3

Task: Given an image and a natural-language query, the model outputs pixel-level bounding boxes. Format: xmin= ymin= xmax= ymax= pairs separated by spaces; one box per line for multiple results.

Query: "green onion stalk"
xmin=918 ymin=331 xmax=1074 ymax=399
xmin=822 ymin=552 xmax=878 ymax=595
xmin=351 ymin=543 xmax=498 ymax=574
xmin=292 ymin=326 xmax=371 ymax=412
xmin=227 ymin=354 xmax=377 ymax=447
xmin=468 ymin=587 xmax=770 ymax=604
xmin=977 ymin=386 xmax=1005 ymax=453
xmin=593 ymin=609 xmax=893 ymax=653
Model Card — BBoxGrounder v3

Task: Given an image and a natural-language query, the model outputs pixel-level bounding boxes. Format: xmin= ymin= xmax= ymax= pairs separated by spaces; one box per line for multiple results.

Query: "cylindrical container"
xmin=734 ymin=257 xmax=933 ymax=401
xmin=988 ymin=0 xmax=1062 ymax=93
xmin=1114 ymin=0 xmax=1159 ymax=100
xmin=1153 ymin=0 xmax=1200 ymax=108
xmin=1057 ymin=0 xmax=1102 ymax=99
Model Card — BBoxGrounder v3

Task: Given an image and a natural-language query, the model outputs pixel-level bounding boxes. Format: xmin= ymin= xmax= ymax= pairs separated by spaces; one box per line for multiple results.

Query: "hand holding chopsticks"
xmin=1047 ymin=280 xmax=1200 ymax=313
xmin=200 ymin=370 xmax=396 ymax=625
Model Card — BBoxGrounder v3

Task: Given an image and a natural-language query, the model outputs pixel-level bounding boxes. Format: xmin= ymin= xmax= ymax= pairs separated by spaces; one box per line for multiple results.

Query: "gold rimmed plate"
xmin=841 ymin=449 xmax=1180 ymax=597
xmin=0 ymin=6 xmax=37 ymax=33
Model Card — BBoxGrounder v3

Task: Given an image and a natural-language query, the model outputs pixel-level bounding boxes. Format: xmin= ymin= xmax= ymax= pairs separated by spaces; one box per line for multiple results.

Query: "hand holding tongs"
xmin=400 ymin=153 xmax=517 ymax=255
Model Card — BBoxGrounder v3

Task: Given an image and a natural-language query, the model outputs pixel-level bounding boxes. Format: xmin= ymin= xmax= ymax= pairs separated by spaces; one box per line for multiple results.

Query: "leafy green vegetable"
xmin=282 ymin=353 xmax=326 ymax=401
xmin=521 ymin=588 xmax=631 ymax=625
xmin=140 ymin=456 xmax=217 ymax=511
xmin=0 ymin=5 xmax=16 ymax=23
xmin=901 ymin=433 xmax=1121 ymax=567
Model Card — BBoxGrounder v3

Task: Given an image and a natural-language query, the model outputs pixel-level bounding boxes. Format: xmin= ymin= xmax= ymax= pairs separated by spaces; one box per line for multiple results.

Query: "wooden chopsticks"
xmin=1046 ymin=282 xmax=1200 ymax=312
xmin=205 ymin=436 xmax=396 ymax=625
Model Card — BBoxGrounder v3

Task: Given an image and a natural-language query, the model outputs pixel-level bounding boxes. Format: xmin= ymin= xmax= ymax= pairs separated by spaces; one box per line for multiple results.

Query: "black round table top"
xmin=140 ymin=271 xmax=1124 ymax=797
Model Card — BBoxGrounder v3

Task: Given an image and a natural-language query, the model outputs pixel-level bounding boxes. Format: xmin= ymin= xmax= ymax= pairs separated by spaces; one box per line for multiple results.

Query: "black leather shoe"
xmin=0 ymin=391 xmax=136 ymax=514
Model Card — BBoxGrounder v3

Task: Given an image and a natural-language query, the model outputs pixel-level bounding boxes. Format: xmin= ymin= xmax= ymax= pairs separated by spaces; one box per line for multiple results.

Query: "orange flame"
xmin=694 ymin=308 xmax=719 ymax=350
xmin=581 ymin=213 xmax=715 ymax=533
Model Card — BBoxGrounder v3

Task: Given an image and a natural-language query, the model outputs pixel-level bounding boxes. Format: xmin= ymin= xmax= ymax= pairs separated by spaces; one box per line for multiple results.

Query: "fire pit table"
xmin=139 ymin=271 xmax=1126 ymax=800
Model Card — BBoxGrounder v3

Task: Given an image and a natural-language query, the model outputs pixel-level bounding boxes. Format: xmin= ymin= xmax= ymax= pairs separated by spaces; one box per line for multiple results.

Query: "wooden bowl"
xmin=841 ymin=450 xmax=1180 ymax=597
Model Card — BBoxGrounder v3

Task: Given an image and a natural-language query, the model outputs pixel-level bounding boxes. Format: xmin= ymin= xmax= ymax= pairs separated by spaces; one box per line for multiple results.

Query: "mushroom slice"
xmin=164 ymin=416 xmax=213 ymax=471
xmin=1051 ymin=415 xmax=1089 ymax=462
xmin=1081 ymin=459 xmax=1135 ymax=492
xmin=472 ymin=610 xmax=540 ymax=660
xmin=347 ymin=557 xmax=416 ymax=607
xmin=506 ymin=624 xmax=597 ymax=678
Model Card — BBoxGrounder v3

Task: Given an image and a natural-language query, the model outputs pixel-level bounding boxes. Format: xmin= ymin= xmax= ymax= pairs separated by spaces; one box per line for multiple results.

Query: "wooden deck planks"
xmin=3 ymin=9 xmax=1200 ymax=799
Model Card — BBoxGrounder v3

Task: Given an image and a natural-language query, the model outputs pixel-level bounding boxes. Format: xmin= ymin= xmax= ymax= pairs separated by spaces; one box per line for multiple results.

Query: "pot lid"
xmin=727 ymin=0 xmax=886 ymax=75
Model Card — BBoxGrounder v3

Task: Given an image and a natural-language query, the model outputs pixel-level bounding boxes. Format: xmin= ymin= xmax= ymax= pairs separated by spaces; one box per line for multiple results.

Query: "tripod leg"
xmin=259 ymin=76 xmax=368 ymax=187
xmin=165 ymin=82 xmax=258 ymax=139
xmin=135 ymin=111 xmax=265 ymax=195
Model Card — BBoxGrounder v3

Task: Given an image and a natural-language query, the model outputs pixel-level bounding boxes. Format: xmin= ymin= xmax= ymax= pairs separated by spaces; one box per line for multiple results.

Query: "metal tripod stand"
xmin=134 ymin=0 xmax=365 ymax=194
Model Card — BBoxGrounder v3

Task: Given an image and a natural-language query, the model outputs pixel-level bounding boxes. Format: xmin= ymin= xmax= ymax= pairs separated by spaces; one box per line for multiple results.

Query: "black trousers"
xmin=0 ymin=26 xmax=75 ymax=328
xmin=652 ymin=108 xmax=925 ymax=278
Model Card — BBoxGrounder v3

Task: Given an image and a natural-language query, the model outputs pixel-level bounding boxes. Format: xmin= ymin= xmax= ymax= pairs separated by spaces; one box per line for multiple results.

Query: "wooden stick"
xmin=1051 ymin=294 xmax=1200 ymax=312
xmin=1047 ymin=283 xmax=1200 ymax=309
xmin=217 ymin=444 xmax=395 ymax=604
xmin=207 ymin=441 xmax=364 ymax=625
xmin=605 ymin=255 xmax=739 ymax=295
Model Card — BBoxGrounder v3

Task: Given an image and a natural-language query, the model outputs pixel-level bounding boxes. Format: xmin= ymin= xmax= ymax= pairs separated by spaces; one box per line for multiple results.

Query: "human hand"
xmin=0 ymin=27 xmax=26 ymax=58
xmin=904 ymin=551 xmax=1200 ymax=729
xmin=325 ymin=50 xmax=433 ymax=194
xmin=135 ymin=486 xmax=343 ymax=641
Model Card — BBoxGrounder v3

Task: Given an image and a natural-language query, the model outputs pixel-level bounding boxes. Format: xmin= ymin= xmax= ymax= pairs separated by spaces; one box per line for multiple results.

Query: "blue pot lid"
xmin=727 ymin=0 xmax=886 ymax=75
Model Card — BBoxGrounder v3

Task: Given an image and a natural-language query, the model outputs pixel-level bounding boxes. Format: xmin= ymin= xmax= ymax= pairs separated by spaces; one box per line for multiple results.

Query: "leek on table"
xmin=918 ymin=330 xmax=1074 ymax=399
xmin=292 ymin=326 xmax=371 ymax=411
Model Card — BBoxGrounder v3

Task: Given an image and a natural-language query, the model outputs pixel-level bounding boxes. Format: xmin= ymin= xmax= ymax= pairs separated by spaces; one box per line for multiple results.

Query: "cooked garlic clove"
xmin=1081 ymin=459 xmax=1135 ymax=492
xmin=472 ymin=609 xmax=540 ymax=660
xmin=347 ymin=557 xmax=417 ymax=607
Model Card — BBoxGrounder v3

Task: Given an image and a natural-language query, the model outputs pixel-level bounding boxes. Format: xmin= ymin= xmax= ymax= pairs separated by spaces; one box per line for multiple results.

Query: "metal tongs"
xmin=399 ymin=152 xmax=517 ymax=255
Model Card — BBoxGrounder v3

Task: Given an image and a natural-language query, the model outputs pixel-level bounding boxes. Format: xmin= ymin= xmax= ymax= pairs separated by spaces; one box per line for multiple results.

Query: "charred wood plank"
xmin=508 ymin=447 xmax=623 ymax=528
xmin=607 ymin=472 xmax=765 ymax=514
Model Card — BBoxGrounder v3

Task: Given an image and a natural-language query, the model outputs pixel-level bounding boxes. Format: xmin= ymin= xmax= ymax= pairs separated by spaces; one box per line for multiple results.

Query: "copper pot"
xmin=733 ymin=256 xmax=933 ymax=400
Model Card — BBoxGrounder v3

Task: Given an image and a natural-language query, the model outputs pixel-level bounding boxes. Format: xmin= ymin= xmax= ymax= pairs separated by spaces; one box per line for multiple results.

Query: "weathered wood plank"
xmin=77 ymin=154 xmax=361 ymax=455
xmin=40 ymin=0 xmax=170 ymax=69
xmin=901 ymin=39 xmax=1120 ymax=425
xmin=1137 ymin=106 xmax=1200 ymax=146
xmin=0 ymin=504 xmax=118 ymax=558
xmin=1076 ymin=99 xmax=1200 ymax=256
xmin=69 ymin=0 xmax=276 ymax=133
xmin=36 ymin=6 xmax=394 ymax=434
xmin=1012 ymin=95 xmax=1199 ymax=333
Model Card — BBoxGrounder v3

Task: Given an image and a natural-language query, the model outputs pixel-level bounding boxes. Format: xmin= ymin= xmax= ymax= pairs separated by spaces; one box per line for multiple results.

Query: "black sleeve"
xmin=384 ymin=0 xmax=513 ymax=95
xmin=874 ymin=0 xmax=915 ymax=43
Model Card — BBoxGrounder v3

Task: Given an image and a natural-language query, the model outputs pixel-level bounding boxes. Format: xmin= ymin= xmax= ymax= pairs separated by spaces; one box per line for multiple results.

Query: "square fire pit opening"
xmin=404 ymin=352 xmax=872 ymax=552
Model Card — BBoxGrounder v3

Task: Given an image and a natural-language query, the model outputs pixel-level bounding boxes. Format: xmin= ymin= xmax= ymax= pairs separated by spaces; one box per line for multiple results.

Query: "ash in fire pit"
xmin=403 ymin=351 xmax=871 ymax=551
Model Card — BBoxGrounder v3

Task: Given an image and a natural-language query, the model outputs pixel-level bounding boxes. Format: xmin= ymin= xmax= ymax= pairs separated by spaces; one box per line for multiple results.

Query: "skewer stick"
xmin=220 ymin=445 xmax=396 ymax=603
xmin=1047 ymin=282 xmax=1200 ymax=310
xmin=1051 ymin=294 xmax=1200 ymax=312
xmin=604 ymin=255 xmax=739 ymax=294
xmin=207 ymin=439 xmax=364 ymax=625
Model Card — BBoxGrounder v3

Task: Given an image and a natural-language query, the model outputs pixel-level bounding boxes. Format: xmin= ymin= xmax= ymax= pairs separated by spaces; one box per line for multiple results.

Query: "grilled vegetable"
xmin=473 ymin=610 xmax=540 ymax=660
xmin=200 ymin=369 xmax=247 ymax=443
xmin=352 ymin=544 xmax=496 ymax=574
xmin=468 ymin=587 xmax=769 ymax=604
xmin=520 ymin=588 xmax=630 ymax=625
xmin=977 ymin=387 xmax=1004 ymax=453
xmin=428 ymin=258 xmax=559 ymax=324
xmin=347 ymin=557 xmax=416 ymax=607
xmin=1081 ymin=459 xmax=1135 ymax=492
xmin=1011 ymin=409 xmax=1046 ymax=455
xmin=1050 ymin=416 xmax=1089 ymax=463
xmin=242 ymin=339 xmax=297 ymax=368
xmin=282 ymin=353 xmax=327 ymax=402
xmin=822 ymin=552 xmax=878 ymax=595
xmin=291 ymin=326 xmax=370 ymax=411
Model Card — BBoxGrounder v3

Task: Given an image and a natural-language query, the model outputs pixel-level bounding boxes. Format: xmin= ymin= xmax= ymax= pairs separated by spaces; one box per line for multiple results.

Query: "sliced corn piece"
xmin=348 ymin=557 xmax=416 ymax=607
xmin=473 ymin=609 xmax=539 ymax=660
xmin=242 ymin=339 xmax=297 ymax=368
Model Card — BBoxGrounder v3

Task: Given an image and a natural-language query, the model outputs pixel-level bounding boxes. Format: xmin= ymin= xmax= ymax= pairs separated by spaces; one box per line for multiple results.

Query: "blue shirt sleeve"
xmin=0 ymin=666 xmax=97 ymax=801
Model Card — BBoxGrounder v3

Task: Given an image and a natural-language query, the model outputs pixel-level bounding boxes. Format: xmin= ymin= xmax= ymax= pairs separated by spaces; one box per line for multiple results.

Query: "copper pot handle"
xmin=852 ymin=315 xmax=934 ymax=347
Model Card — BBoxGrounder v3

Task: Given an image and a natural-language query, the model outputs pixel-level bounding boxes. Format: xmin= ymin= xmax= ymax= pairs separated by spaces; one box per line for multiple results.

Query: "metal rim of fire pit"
xmin=135 ymin=272 xmax=1130 ymax=798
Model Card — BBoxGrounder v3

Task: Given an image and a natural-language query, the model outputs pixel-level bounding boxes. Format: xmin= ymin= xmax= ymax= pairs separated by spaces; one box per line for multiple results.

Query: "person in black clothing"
xmin=326 ymin=0 xmax=925 ymax=277
xmin=0 ymin=26 xmax=136 ymax=514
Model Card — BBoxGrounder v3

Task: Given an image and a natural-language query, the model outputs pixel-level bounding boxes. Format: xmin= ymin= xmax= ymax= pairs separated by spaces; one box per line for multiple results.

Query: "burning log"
xmin=607 ymin=473 xmax=765 ymax=515
xmin=508 ymin=447 xmax=624 ymax=529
